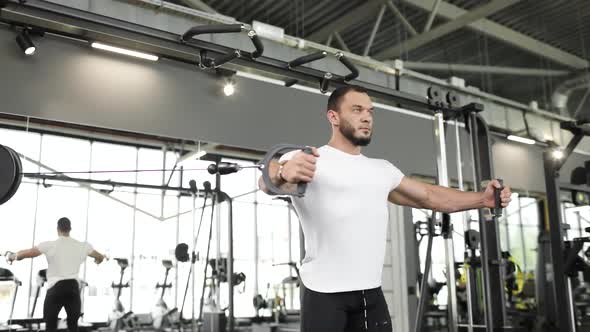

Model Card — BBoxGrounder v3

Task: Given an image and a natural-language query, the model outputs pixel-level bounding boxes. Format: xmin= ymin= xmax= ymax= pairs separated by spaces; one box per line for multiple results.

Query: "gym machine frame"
xmin=539 ymin=120 xmax=590 ymax=332
xmin=415 ymin=96 xmax=507 ymax=332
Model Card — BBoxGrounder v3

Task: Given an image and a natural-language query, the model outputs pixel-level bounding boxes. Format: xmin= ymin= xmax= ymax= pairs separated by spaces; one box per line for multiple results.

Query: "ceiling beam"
xmin=398 ymin=0 xmax=589 ymax=69
xmin=374 ymin=0 xmax=521 ymax=60
xmin=422 ymin=0 xmax=442 ymax=32
xmin=385 ymin=0 xmax=418 ymax=36
xmin=364 ymin=5 xmax=387 ymax=56
xmin=306 ymin=0 xmax=385 ymax=42
xmin=334 ymin=31 xmax=350 ymax=52
xmin=179 ymin=0 xmax=216 ymax=14
xmin=403 ymin=61 xmax=571 ymax=77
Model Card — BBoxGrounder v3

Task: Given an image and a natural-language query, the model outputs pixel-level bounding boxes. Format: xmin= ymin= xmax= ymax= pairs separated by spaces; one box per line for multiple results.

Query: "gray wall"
xmin=0 ymin=26 xmax=579 ymax=192
xmin=492 ymin=137 xmax=590 ymax=193
xmin=492 ymin=139 xmax=546 ymax=193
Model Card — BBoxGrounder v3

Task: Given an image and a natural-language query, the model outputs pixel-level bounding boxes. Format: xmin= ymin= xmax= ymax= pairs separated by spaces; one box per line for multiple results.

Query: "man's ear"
xmin=327 ymin=110 xmax=339 ymax=126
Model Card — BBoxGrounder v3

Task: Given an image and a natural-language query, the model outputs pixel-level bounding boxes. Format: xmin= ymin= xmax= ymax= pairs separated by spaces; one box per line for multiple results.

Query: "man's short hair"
xmin=327 ymin=85 xmax=369 ymax=112
xmin=57 ymin=217 xmax=71 ymax=232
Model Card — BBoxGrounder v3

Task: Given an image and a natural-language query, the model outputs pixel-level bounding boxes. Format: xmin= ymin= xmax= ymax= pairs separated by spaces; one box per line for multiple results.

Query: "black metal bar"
xmin=23 ymin=173 xmax=203 ymax=196
xmin=536 ymin=198 xmax=555 ymax=327
xmin=320 ymin=73 xmax=331 ymax=94
xmin=182 ymin=24 xmax=264 ymax=61
xmin=558 ymin=182 xmax=590 ymax=194
xmin=284 ymin=79 xmax=298 ymax=87
xmin=466 ymin=258 xmax=483 ymax=324
xmin=467 ymin=112 xmax=506 ymax=331
xmin=561 ymin=120 xmax=590 ymax=134
xmin=543 ymin=149 xmax=575 ymax=332
xmin=555 ymin=133 xmax=584 ymax=171
xmin=288 ymin=51 xmax=327 ymax=68
xmin=248 ymin=30 xmax=264 ymax=58
xmin=211 ymin=49 xmax=241 ymax=67
xmin=180 ymin=24 xmax=243 ymax=42
xmin=336 ymin=53 xmax=359 ymax=81
xmin=217 ymin=191 xmax=234 ymax=332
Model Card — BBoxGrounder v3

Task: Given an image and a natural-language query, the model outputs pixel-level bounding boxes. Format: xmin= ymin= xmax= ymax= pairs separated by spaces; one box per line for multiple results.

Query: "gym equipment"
xmin=151 ymin=259 xmax=179 ymax=330
xmin=0 ymin=264 xmax=20 ymax=327
xmin=540 ymin=120 xmax=590 ymax=331
xmin=502 ymin=252 xmax=524 ymax=308
xmin=251 ymin=283 xmax=284 ymax=324
xmin=180 ymin=24 xmax=264 ymax=69
xmin=414 ymin=98 xmax=511 ymax=332
xmin=207 ymin=258 xmax=246 ymax=288
xmin=30 ymin=269 xmax=47 ymax=318
xmin=0 ymin=144 xmax=22 ymax=205
xmin=282 ymin=51 xmax=359 ymax=92
xmin=108 ymin=258 xmax=136 ymax=331
xmin=0 ymin=143 xmax=314 ymax=206
xmin=272 ymin=261 xmax=300 ymax=315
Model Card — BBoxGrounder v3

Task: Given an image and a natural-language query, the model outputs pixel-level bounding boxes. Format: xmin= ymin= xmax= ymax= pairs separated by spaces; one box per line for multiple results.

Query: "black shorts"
xmin=300 ymin=284 xmax=393 ymax=332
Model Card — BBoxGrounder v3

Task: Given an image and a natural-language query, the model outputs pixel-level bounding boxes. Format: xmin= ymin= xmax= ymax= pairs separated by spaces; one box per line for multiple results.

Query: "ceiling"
xmin=169 ymin=0 xmax=590 ymax=118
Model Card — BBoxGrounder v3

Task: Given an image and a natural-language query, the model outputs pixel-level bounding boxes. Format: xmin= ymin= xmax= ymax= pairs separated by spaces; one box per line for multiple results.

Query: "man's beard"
xmin=339 ymin=118 xmax=372 ymax=146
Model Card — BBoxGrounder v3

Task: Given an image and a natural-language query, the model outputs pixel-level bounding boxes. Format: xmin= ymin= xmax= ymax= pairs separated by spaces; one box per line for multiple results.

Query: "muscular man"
xmin=8 ymin=217 xmax=105 ymax=332
xmin=259 ymin=85 xmax=512 ymax=332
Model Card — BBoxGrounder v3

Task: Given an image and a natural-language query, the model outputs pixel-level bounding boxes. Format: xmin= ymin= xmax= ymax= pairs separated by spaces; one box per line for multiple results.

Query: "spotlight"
xmin=216 ymin=68 xmax=237 ymax=97
xmin=16 ymin=30 xmax=35 ymax=56
xmin=552 ymin=149 xmax=564 ymax=160
xmin=223 ymin=81 xmax=235 ymax=96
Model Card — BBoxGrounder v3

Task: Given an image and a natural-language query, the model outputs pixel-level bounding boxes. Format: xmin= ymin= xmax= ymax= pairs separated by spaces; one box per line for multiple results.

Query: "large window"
xmin=0 ymin=127 xmax=300 ymax=322
xmin=563 ymin=201 xmax=590 ymax=240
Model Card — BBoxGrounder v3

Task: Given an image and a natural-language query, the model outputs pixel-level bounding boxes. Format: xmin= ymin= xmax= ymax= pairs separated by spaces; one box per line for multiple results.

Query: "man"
xmin=8 ymin=217 xmax=106 ymax=332
xmin=259 ymin=85 xmax=512 ymax=332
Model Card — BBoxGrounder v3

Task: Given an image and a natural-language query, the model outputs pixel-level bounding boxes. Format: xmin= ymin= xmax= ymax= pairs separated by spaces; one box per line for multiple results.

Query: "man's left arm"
xmin=388 ymin=176 xmax=512 ymax=213
xmin=9 ymin=247 xmax=42 ymax=262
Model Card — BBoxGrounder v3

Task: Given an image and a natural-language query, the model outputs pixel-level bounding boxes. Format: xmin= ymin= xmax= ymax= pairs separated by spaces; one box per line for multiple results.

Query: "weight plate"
xmin=1 ymin=146 xmax=22 ymax=205
xmin=0 ymin=144 xmax=17 ymax=205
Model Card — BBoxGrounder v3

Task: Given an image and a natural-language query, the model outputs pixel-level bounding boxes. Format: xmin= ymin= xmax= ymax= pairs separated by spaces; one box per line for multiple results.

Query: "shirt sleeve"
xmin=387 ymin=161 xmax=405 ymax=191
xmin=84 ymin=242 xmax=94 ymax=255
xmin=36 ymin=241 xmax=52 ymax=254
xmin=278 ymin=150 xmax=299 ymax=163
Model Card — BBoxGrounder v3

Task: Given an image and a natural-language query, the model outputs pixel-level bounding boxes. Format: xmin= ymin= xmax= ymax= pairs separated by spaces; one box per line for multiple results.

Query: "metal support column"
xmin=433 ymin=111 xmax=458 ymax=332
xmin=467 ymin=111 xmax=506 ymax=331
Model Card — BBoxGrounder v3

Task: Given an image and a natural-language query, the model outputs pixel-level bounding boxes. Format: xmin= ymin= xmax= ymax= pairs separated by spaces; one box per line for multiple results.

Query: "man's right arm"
xmin=258 ymin=160 xmax=297 ymax=194
xmin=258 ymin=148 xmax=319 ymax=195
xmin=88 ymin=250 xmax=106 ymax=265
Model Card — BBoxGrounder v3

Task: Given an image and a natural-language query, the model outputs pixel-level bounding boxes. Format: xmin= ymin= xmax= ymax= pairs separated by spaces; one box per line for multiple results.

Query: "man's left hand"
xmin=483 ymin=180 xmax=512 ymax=209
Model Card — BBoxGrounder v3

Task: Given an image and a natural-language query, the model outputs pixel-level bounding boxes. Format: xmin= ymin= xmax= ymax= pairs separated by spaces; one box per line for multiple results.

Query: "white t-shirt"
xmin=36 ymin=236 xmax=94 ymax=289
xmin=281 ymin=145 xmax=404 ymax=293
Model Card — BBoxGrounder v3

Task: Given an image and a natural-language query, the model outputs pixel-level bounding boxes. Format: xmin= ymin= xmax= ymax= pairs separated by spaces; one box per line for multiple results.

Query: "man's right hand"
xmin=281 ymin=147 xmax=320 ymax=183
xmin=90 ymin=250 xmax=105 ymax=265
xmin=94 ymin=254 xmax=105 ymax=265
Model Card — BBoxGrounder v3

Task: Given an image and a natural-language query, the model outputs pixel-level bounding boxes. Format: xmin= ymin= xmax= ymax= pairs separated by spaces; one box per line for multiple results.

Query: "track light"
xmin=552 ymin=149 xmax=564 ymax=160
xmin=507 ymin=135 xmax=535 ymax=145
xmin=16 ymin=30 xmax=35 ymax=56
xmin=216 ymin=68 xmax=237 ymax=97
xmin=223 ymin=81 xmax=235 ymax=96
xmin=91 ymin=42 xmax=158 ymax=61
